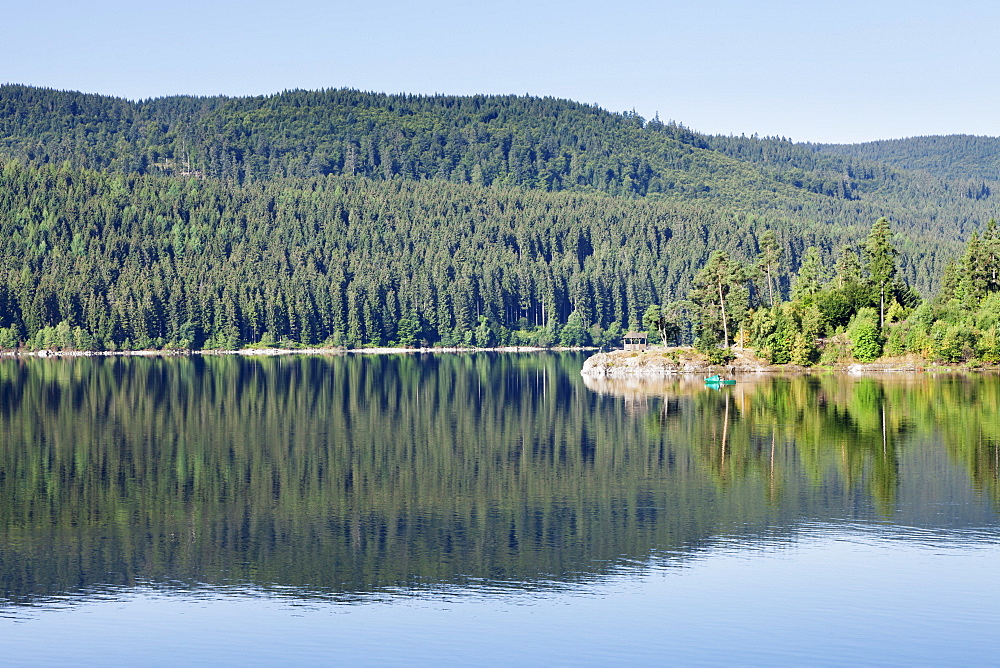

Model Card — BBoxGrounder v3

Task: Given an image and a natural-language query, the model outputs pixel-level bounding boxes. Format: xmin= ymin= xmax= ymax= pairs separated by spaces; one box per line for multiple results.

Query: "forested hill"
xmin=814 ymin=135 xmax=1000 ymax=183
xmin=0 ymin=159 xmax=881 ymax=350
xmin=0 ymin=84 xmax=759 ymax=192
xmin=1 ymin=84 xmax=994 ymax=210
xmin=0 ymin=84 xmax=998 ymax=350
xmin=3 ymin=86 xmax=998 ymax=250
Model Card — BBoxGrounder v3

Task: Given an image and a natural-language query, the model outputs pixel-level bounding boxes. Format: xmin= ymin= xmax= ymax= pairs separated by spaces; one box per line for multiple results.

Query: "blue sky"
xmin=5 ymin=0 xmax=998 ymax=143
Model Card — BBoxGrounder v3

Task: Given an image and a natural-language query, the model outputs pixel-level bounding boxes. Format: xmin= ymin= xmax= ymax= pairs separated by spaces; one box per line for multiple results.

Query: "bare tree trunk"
xmin=766 ymin=265 xmax=775 ymax=307
xmin=717 ymin=277 xmax=729 ymax=348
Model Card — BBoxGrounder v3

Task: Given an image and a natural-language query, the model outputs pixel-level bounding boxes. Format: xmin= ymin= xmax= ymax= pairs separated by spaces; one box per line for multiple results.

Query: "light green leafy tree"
xmin=848 ymin=308 xmax=883 ymax=362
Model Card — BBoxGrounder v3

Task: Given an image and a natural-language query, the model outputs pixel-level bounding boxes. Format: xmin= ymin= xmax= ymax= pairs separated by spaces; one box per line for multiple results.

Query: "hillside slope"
xmin=1 ymin=85 xmax=998 ymax=348
xmin=814 ymin=135 xmax=1000 ymax=183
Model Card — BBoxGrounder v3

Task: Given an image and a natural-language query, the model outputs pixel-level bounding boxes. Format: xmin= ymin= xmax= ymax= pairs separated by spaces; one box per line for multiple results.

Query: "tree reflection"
xmin=0 ymin=358 xmax=997 ymax=605
xmin=589 ymin=373 xmax=941 ymax=515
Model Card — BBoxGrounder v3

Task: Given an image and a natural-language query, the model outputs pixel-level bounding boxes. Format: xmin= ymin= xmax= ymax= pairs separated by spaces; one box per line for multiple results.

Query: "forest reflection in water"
xmin=1 ymin=354 xmax=999 ymax=609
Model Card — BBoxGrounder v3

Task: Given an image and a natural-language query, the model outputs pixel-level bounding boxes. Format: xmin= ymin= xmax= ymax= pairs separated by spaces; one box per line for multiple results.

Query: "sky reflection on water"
xmin=4 ymin=526 xmax=1000 ymax=666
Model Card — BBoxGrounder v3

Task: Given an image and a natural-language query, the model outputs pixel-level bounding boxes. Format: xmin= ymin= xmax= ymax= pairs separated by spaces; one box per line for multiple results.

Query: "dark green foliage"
xmin=743 ymin=218 xmax=914 ymax=365
xmin=815 ymin=282 xmax=875 ymax=330
xmin=559 ymin=311 xmax=589 ymax=347
xmin=5 ymin=85 xmax=849 ymax=199
xmin=866 ymin=217 xmax=899 ymax=328
xmin=816 ymin=135 xmax=1000 ymax=183
xmin=756 ymin=230 xmax=782 ymax=307
xmin=704 ymin=346 xmax=736 ymax=365
xmin=2 ymin=86 xmax=993 ymax=293
xmin=3 ymin=85 xmax=1000 ymax=350
xmin=0 ymin=159 xmax=788 ymax=349
xmin=901 ymin=224 xmax=1000 ymax=363
xmin=791 ymin=246 xmax=823 ymax=301
xmin=643 ymin=300 xmax=700 ymax=347
xmin=642 ymin=304 xmax=671 ymax=345
xmin=834 ymin=247 xmax=862 ymax=288
xmin=690 ymin=251 xmax=747 ymax=348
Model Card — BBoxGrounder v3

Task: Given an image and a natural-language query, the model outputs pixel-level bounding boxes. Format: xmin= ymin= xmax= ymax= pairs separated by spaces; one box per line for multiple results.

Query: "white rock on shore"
xmin=581 ymin=348 xmax=773 ymax=376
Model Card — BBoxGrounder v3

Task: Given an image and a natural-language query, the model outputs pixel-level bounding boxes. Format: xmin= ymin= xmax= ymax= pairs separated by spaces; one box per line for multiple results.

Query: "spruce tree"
xmin=864 ymin=217 xmax=898 ymax=329
xmin=791 ymin=246 xmax=823 ymax=301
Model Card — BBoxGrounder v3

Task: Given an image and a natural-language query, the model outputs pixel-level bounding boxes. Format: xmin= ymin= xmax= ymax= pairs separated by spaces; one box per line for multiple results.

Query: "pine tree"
xmin=691 ymin=251 xmax=745 ymax=349
xmin=834 ymin=246 xmax=861 ymax=288
xmin=756 ymin=230 xmax=782 ymax=307
xmin=865 ymin=217 xmax=898 ymax=329
xmin=955 ymin=232 xmax=987 ymax=308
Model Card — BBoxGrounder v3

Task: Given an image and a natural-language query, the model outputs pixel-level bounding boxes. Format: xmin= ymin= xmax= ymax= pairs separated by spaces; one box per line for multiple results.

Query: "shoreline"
xmin=0 ymin=345 xmax=599 ymax=359
xmin=2 ymin=345 xmax=996 ymax=374
xmin=579 ymin=348 xmax=1000 ymax=376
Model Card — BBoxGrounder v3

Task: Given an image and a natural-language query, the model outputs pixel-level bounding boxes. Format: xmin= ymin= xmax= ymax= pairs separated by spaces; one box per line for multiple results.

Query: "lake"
xmin=2 ymin=353 xmax=1000 ymax=665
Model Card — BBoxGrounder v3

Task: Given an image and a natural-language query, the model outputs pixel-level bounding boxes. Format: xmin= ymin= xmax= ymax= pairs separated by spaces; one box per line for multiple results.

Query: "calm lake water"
xmin=2 ymin=353 xmax=1000 ymax=665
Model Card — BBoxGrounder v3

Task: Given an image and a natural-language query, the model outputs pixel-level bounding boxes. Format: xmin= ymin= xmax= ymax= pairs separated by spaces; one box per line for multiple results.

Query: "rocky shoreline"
xmin=581 ymin=347 xmax=771 ymax=376
xmin=4 ymin=345 xmax=993 ymax=375
xmin=580 ymin=348 xmax=993 ymax=376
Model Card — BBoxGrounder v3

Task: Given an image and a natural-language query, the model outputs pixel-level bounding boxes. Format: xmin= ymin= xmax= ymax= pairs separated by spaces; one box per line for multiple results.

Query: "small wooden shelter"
xmin=622 ymin=331 xmax=648 ymax=351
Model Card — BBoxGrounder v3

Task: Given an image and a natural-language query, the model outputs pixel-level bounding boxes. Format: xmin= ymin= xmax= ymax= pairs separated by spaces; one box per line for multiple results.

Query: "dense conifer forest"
xmin=816 ymin=135 xmax=1000 ymax=183
xmin=1 ymin=84 xmax=998 ymax=353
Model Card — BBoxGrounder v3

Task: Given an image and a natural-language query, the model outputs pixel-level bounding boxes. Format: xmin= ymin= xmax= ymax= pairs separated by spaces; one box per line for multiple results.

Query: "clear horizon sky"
xmin=6 ymin=0 xmax=998 ymax=144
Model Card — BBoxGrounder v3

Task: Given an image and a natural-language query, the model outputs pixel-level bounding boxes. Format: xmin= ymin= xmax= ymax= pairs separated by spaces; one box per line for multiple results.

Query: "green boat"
xmin=704 ymin=374 xmax=736 ymax=386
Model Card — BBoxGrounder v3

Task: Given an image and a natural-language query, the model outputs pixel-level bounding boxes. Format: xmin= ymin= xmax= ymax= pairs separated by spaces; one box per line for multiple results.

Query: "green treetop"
xmin=691 ymin=251 xmax=746 ymax=349
xmin=865 ymin=217 xmax=899 ymax=329
xmin=834 ymin=246 xmax=862 ymax=288
xmin=791 ymin=246 xmax=823 ymax=302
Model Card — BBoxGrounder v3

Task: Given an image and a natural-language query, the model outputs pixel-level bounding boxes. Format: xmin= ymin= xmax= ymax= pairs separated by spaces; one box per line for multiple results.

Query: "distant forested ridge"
xmin=815 ymin=135 xmax=1000 ymax=183
xmin=1 ymin=84 xmax=998 ymax=350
